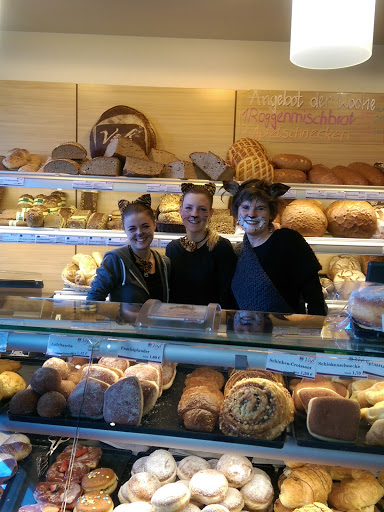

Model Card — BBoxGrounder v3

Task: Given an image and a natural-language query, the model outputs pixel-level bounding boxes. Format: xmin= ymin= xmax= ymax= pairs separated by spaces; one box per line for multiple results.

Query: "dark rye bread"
xmin=105 ymin=135 xmax=148 ymax=161
xmin=43 ymin=159 xmax=80 ymax=175
xmin=123 ymin=156 xmax=164 ymax=177
xmin=90 ymin=105 xmax=156 ymax=157
xmin=87 ymin=212 xmax=109 ymax=230
xmin=162 ymin=160 xmax=196 ymax=179
xmin=80 ymin=156 xmax=121 ymax=176
xmin=190 ymin=151 xmax=234 ymax=181
xmin=150 ymin=148 xmax=178 ymax=165
xmin=51 ymin=142 xmax=87 ymax=160
xmin=80 ymin=191 xmax=98 ymax=213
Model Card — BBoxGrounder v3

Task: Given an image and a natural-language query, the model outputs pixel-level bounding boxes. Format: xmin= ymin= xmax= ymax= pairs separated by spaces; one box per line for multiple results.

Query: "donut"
xmin=216 ymin=455 xmax=253 ymax=488
xmin=56 ymin=445 xmax=102 ymax=470
xmin=240 ymin=468 xmax=274 ymax=512
xmin=47 ymin=459 xmax=90 ymax=484
xmin=0 ymin=452 xmax=17 ymax=483
xmin=126 ymin=473 xmax=162 ymax=502
xmin=0 ymin=433 xmax=32 ymax=461
xmin=151 ymin=482 xmax=190 ymax=512
xmin=43 ymin=357 xmax=69 ymax=379
xmin=217 ymin=488 xmax=244 ymax=512
xmin=114 ymin=504 xmax=153 ymax=512
xmin=30 ymin=367 xmax=62 ymax=394
xmin=118 ymin=481 xmax=132 ymax=504
xmin=81 ymin=468 xmax=118 ymax=495
xmin=180 ymin=505 xmax=200 ymax=512
xmin=207 ymin=459 xmax=219 ymax=470
xmin=37 ymin=391 xmax=67 ymax=418
xmin=189 ymin=470 xmax=228 ymax=505
xmin=59 ymin=380 xmax=76 ymax=399
xmin=9 ymin=388 xmax=40 ymax=415
xmin=74 ymin=491 xmax=114 ymax=512
xmin=33 ymin=482 xmax=82 ymax=509
xmin=201 ymin=506 xmax=229 ymax=512
xmin=177 ymin=456 xmax=210 ymax=481
xmin=144 ymin=450 xmax=177 ymax=485
xmin=98 ymin=357 xmax=130 ymax=372
xmin=131 ymin=457 xmax=149 ymax=475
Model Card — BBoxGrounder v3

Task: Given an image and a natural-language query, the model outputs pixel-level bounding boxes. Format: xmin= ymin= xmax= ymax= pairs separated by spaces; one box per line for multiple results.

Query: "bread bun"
xmin=325 ymin=201 xmax=377 ymax=238
xmin=281 ymin=200 xmax=327 ymax=237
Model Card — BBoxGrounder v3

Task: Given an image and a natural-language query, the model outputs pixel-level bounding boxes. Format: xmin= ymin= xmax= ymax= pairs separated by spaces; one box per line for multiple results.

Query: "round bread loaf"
xmin=177 ymin=456 xmax=210 ymax=481
xmin=43 ymin=357 xmax=69 ymax=379
xmin=280 ymin=200 xmax=327 ymax=237
xmin=226 ymin=138 xmax=267 ymax=168
xmin=325 ymin=201 xmax=377 ymax=238
xmin=271 ymin=154 xmax=312 ymax=171
xmin=151 ymin=482 xmax=191 ymax=512
xmin=235 ymin=155 xmax=274 ymax=182
xmin=328 ymin=255 xmax=362 ymax=280
xmin=30 ymin=367 xmax=62 ymax=394
xmin=273 ymin=169 xmax=307 ymax=183
xmin=37 ymin=390 xmax=67 ymax=418
xmin=189 ymin=469 xmax=228 ymax=505
xmin=348 ymin=284 xmax=384 ymax=330
xmin=75 ymin=491 xmax=114 ymax=512
xmin=8 ymin=388 xmax=40 ymax=415
xmin=216 ymin=454 xmax=253 ymax=488
xmin=26 ymin=207 xmax=44 ymax=227
xmin=308 ymin=164 xmax=343 ymax=185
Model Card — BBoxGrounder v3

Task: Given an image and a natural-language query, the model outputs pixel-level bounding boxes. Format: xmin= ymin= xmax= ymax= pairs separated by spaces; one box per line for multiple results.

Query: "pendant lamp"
xmin=290 ymin=0 xmax=376 ymax=69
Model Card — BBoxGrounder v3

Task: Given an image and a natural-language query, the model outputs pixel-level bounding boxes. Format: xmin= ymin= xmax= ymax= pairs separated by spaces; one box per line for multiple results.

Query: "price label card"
xmin=0 ymin=176 xmax=25 ymax=187
xmin=146 ymin=183 xmax=167 ymax=193
xmin=118 ymin=341 xmax=165 ymax=363
xmin=364 ymin=357 xmax=384 ymax=377
xmin=160 ymin=239 xmax=172 ymax=248
xmin=47 ymin=335 xmax=92 ymax=357
xmin=65 ymin=236 xmax=87 ymax=245
xmin=0 ymin=332 xmax=9 ymax=352
xmin=283 ymin=189 xmax=297 ymax=199
xmin=87 ymin=236 xmax=107 ymax=246
xmin=55 ymin=235 xmax=66 ymax=244
xmin=327 ymin=191 xmax=346 ymax=199
xmin=36 ymin=234 xmax=57 ymax=244
xmin=266 ymin=351 xmax=316 ymax=378
xmin=93 ymin=181 xmax=113 ymax=191
xmin=18 ymin=233 xmax=36 ymax=243
xmin=316 ymin=353 xmax=366 ymax=377
xmin=366 ymin=192 xmax=384 ymax=201
xmin=345 ymin=191 xmax=367 ymax=200
xmin=72 ymin=180 xmax=114 ymax=191
xmin=305 ymin=190 xmax=328 ymax=199
xmin=107 ymin=237 xmax=126 ymax=246
xmin=166 ymin=184 xmax=182 ymax=193
xmin=1 ymin=233 xmax=19 ymax=243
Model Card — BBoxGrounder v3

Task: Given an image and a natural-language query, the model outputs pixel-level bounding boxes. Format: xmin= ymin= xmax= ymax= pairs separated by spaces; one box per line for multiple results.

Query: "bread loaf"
xmin=272 ymin=154 xmax=312 ymax=172
xmin=43 ymin=158 xmax=80 ymax=175
xmin=281 ymin=200 xmax=327 ymax=237
xmin=52 ymin=142 xmax=87 ymax=160
xmin=159 ymin=194 xmax=182 ymax=213
xmin=273 ymin=169 xmax=307 ymax=183
xmin=331 ymin=165 xmax=369 ymax=186
xmin=123 ymin=156 xmax=163 ymax=177
xmin=18 ymin=154 xmax=41 ymax=172
xmin=325 ymin=201 xmax=377 ymax=238
xmin=348 ymin=162 xmax=384 ymax=186
xmin=226 ymin=138 xmax=267 ymax=168
xmin=190 ymin=151 xmax=234 ymax=181
xmin=150 ymin=148 xmax=178 ymax=164
xmin=79 ymin=156 xmax=121 ymax=176
xmin=308 ymin=164 xmax=343 ymax=185
xmin=328 ymin=255 xmax=362 ymax=279
xmin=236 ymin=155 xmax=274 ymax=182
xmin=87 ymin=212 xmax=108 ymax=230
xmin=2 ymin=151 xmax=28 ymax=169
xmin=105 ymin=134 xmax=148 ymax=161
xmin=162 ymin=160 xmax=196 ymax=179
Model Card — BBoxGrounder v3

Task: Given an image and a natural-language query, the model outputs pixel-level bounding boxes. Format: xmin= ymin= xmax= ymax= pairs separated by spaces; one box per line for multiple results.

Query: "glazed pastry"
xmin=33 ymin=482 xmax=81 ymax=509
xmin=47 ymin=459 xmax=90 ymax=483
xmin=56 ymin=444 xmax=102 ymax=469
xmin=219 ymin=378 xmax=294 ymax=440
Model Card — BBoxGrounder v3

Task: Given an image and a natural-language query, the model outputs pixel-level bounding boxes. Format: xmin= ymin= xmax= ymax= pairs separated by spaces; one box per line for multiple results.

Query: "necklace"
xmin=130 ymin=248 xmax=152 ymax=276
xmin=180 ymin=232 xmax=208 ymax=252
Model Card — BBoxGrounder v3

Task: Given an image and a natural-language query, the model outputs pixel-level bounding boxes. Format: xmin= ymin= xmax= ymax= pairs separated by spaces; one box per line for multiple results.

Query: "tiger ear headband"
xmin=118 ymin=194 xmax=152 ymax=214
xmin=181 ymin=182 xmax=216 ymax=197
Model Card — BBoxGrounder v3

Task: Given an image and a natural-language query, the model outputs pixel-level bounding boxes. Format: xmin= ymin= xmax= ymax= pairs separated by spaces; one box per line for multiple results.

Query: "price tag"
xmin=1 ymin=233 xmax=19 ymax=243
xmin=0 ymin=176 xmax=25 ymax=187
xmin=305 ymin=190 xmax=328 ymax=199
xmin=55 ymin=236 xmax=66 ymax=244
xmin=0 ymin=332 xmax=9 ymax=352
xmin=266 ymin=351 xmax=316 ymax=378
xmin=316 ymin=353 xmax=366 ymax=377
xmin=10 ymin=350 xmax=29 ymax=357
xmin=107 ymin=237 xmax=126 ymax=246
xmin=327 ymin=191 xmax=346 ymax=199
xmin=160 ymin=240 xmax=172 ymax=248
xmin=36 ymin=234 xmax=57 ymax=244
xmin=364 ymin=357 xmax=384 ymax=377
xmin=87 ymin=236 xmax=107 ymax=246
xmin=65 ymin=236 xmax=88 ymax=245
xmin=166 ymin=184 xmax=182 ymax=193
xmin=345 ymin=191 xmax=367 ymax=200
xmin=146 ymin=183 xmax=167 ymax=192
xmin=72 ymin=181 xmax=114 ymax=191
xmin=17 ymin=233 xmax=36 ymax=243
xmin=283 ymin=189 xmax=297 ymax=199
xmin=366 ymin=192 xmax=384 ymax=201
xmin=47 ymin=335 xmax=92 ymax=357
xmin=118 ymin=341 xmax=165 ymax=363
xmin=150 ymin=239 xmax=159 ymax=248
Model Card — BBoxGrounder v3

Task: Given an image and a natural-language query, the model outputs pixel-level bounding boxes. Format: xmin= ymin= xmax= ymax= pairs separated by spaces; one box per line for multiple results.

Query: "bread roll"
xmin=308 ymin=164 xmax=343 ymax=185
xmin=280 ymin=200 xmax=327 ymax=237
xmin=79 ymin=254 xmax=98 ymax=277
xmin=366 ymin=419 xmax=384 ymax=446
xmin=273 ymin=169 xmax=307 ymax=184
xmin=348 ymin=162 xmax=384 ymax=186
xmin=328 ymin=255 xmax=362 ymax=280
xmin=333 ymin=269 xmax=366 ymax=299
xmin=325 ymin=201 xmax=377 ymax=238
xmin=328 ymin=471 xmax=384 ymax=510
xmin=279 ymin=465 xmax=332 ymax=508
xmin=331 ymin=165 xmax=369 ymax=186
xmin=361 ymin=401 xmax=384 ymax=424
xmin=271 ymin=154 xmax=312 ymax=172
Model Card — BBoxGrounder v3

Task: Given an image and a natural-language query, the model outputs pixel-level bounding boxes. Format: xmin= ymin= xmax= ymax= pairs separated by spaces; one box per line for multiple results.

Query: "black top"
xmin=139 ymin=265 xmax=164 ymax=301
xmin=166 ymin=236 xmax=237 ymax=308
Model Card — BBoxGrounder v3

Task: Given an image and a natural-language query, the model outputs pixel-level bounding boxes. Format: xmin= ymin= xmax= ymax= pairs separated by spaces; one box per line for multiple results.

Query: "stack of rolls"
xmin=178 ymin=368 xmax=225 ymax=433
xmin=226 ymin=138 xmax=273 ymax=182
xmin=219 ymin=369 xmax=294 ymax=440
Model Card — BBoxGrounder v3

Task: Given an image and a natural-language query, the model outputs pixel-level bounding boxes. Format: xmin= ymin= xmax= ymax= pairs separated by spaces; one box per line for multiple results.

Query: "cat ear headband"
xmin=222 ymin=180 xmax=289 ymax=198
xmin=118 ymin=194 xmax=152 ymax=214
xmin=181 ymin=182 xmax=216 ymax=197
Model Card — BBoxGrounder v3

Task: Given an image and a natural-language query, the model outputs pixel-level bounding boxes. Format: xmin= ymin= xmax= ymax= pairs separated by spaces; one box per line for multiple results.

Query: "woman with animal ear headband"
xmin=87 ymin=194 xmax=170 ymax=304
xmin=165 ymin=182 xmax=237 ymax=308
xmin=223 ymin=179 xmax=326 ymax=315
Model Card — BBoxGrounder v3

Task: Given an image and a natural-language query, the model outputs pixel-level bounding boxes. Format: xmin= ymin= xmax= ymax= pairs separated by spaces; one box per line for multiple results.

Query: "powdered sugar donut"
xmin=217 ymin=488 xmax=244 ymax=512
xmin=132 ymin=456 xmax=149 ymax=475
xmin=126 ymin=473 xmax=162 ymax=502
xmin=189 ymin=469 xmax=228 ymax=505
xmin=151 ymin=482 xmax=190 ymax=512
xmin=201 ymin=506 xmax=229 ymax=512
xmin=144 ymin=450 xmax=177 ymax=485
xmin=177 ymin=456 xmax=210 ymax=481
xmin=240 ymin=468 xmax=273 ymax=512
xmin=216 ymin=455 xmax=253 ymax=488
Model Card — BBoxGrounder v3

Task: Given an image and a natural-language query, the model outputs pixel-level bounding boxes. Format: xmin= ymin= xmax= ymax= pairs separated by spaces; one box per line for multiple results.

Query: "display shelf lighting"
xmin=290 ymin=0 xmax=376 ymax=69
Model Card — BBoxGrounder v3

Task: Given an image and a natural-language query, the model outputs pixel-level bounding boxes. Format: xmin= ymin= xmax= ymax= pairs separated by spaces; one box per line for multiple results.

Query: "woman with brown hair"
xmin=166 ymin=182 xmax=237 ymax=308
xmin=224 ymin=179 xmax=326 ymax=315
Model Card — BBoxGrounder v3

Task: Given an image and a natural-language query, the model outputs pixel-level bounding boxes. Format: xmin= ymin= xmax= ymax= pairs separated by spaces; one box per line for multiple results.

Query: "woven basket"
xmin=156 ymin=222 xmax=186 ymax=233
xmin=62 ymin=273 xmax=91 ymax=293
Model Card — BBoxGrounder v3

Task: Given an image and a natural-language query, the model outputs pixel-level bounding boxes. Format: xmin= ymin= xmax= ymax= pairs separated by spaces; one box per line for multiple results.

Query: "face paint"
xmin=238 ymin=214 xmax=267 ymax=231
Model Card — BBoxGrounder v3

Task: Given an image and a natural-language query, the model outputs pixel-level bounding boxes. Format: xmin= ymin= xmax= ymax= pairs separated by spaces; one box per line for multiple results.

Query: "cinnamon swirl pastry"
xmin=219 ymin=378 xmax=294 ymax=440
xmin=224 ymin=370 xmax=284 ymax=398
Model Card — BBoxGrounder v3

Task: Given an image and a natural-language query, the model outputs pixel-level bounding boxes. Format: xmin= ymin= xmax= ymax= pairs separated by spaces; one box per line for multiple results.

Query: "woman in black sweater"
xmin=166 ymin=183 xmax=237 ymax=308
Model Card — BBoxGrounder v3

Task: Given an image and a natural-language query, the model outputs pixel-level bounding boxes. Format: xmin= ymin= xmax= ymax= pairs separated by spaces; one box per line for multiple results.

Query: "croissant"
xmin=328 ymin=471 xmax=384 ymax=511
xmin=279 ymin=465 xmax=332 ymax=509
xmin=178 ymin=385 xmax=223 ymax=433
xmin=365 ymin=419 xmax=384 ymax=446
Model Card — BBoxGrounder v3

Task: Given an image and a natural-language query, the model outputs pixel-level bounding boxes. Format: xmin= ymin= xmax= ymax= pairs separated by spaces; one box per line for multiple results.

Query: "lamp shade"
xmin=290 ymin=0 xmax=376 ymax=69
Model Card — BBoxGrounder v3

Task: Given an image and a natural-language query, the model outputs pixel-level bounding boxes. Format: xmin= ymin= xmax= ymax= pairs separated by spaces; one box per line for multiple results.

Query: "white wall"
xmin=0 ymin=31 xmax=383 ymax=91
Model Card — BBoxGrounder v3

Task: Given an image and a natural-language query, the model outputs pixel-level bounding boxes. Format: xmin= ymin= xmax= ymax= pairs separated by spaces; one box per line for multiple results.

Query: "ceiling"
xmin=1 ymin=0 xmax=383 ymax=44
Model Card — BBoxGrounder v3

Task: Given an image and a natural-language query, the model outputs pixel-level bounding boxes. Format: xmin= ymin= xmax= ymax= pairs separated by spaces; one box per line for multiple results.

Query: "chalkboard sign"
xmin=236 ymin=90 xmax=384 ymax=145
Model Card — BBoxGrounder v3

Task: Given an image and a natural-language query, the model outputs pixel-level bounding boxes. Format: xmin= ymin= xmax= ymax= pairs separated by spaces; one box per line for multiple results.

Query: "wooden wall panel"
xmin=77 ymin=85 xmax=235 ymax=161
xmin=0 ymin=81 xmax=77 ymax=158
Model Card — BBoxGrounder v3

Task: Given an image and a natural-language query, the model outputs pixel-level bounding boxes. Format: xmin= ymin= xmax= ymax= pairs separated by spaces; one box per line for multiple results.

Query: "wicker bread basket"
xmin=62 ymin=272 xmax=91 ymax=293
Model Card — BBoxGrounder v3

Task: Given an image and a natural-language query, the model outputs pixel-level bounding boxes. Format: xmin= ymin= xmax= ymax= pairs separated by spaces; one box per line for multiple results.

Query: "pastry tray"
xmin=1 ymin=438 xmax=133 ymax=510
xmin=8 ymin=364 xmax=286 ymax=449
xmin=292 ymin=413 xmax=384 ymax=455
